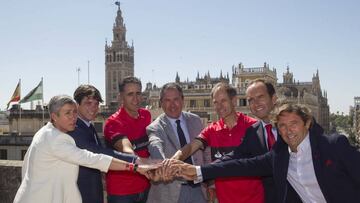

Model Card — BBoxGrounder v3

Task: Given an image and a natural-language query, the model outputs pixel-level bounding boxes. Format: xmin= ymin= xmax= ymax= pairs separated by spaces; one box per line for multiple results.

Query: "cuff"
xmin=132 ymin=156 xmax=139 ymax=164
xmin=194 ymin=165 xmax=203 ymax=184
xmin=100 ymin=155 xmax=113 ymax=173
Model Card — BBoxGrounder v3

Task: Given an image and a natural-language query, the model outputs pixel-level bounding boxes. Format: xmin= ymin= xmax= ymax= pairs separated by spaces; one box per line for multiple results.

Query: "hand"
xmin=159 ymin=159 xmax=180 ymax=182
xmin=169 ymin=160 xmax=197 ymax=181
xmin=136 ymin=162 xmax=161 ymax=177
xmin=145 ymin=168 xmax=163 ymax=182
xmin=142 ymin=159 xmax=179 ymax=182
xmin=206 ymin=185 xmax=217 ymax=203
xmin=136 ymin=157 xmax=162 ymax=165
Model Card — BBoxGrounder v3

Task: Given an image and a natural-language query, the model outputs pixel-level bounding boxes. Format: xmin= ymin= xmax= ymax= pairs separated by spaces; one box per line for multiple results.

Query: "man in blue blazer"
xmin=224 ymin=79 xmax=278 ymax=203
xmin=69 ymin=85 xmax=138 ymax=203
xmin=174 ymin=103 xmax=360 ymax=203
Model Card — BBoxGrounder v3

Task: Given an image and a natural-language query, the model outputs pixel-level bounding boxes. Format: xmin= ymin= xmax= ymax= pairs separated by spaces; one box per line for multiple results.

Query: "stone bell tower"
xmin=105 ymin=2 xmax=134 ymax=108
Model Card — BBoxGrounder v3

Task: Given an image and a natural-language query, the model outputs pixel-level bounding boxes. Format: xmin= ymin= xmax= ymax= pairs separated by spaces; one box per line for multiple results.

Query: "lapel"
xmin=159 ymin=114 xmax=181 ymax=149
xmin=76 ymin=119 xmax=91 ymax=134
xmin=76 ymin=118 xmax=101 ymax=145
xmin=256 ymin=122 xmax=268 ymax=152
xmin=273 ymin=137 xmax=291 ymax=203
xmin=309 ymin=123 xmax=329 ymax=201
xmin=183 ymin=112 xmax=196 ymax=140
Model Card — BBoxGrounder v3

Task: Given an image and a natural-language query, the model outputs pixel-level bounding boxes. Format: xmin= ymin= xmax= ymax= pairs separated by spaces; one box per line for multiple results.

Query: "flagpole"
xmin=88 ymin=60 xmax=90 ymax=84
xmin=19 ymin=79 xmax=22 ymax=136
xmin=41 ymin=77 xmax=44 ymax=125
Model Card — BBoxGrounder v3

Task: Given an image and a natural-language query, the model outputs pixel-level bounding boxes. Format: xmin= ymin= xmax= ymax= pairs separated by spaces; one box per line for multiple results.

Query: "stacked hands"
xmin=135 ymin=159 xmax=197 ymax=182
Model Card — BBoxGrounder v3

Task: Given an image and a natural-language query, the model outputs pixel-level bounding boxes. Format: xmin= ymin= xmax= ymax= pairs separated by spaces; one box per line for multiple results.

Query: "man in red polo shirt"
xmin=104 ymin=76 xmax=151 ymax=203
xmin=171 ymin=82 xmax=264 ymax=203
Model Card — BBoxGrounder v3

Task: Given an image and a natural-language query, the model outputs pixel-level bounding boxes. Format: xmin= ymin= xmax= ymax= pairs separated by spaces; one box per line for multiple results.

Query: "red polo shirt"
xmin=199 ymin=112 xmax=264 ymax=203
xmin=104 ymin=107 xmax=151 ymax=195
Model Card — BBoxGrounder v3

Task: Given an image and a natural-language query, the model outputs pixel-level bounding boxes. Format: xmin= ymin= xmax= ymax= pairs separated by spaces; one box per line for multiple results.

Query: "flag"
xmin=20 ymin=79 xmax=43 ymax=104
xmin=7 ymin=80 xmax=21 ymax=109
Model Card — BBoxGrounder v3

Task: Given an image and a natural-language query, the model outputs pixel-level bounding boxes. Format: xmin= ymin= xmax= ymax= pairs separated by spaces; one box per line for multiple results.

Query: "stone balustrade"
xmin=0 ymin=160 xmax=22 ymax=203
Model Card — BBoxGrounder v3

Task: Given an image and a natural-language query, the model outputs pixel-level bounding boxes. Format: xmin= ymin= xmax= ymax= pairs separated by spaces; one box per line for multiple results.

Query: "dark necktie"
xmin=176 ymin=120 xmax=193 ymax=165
xmin=265 ymin=124 xmax=276 ymax=150
xmin=89 ymin=123 xmax=100 ymax=146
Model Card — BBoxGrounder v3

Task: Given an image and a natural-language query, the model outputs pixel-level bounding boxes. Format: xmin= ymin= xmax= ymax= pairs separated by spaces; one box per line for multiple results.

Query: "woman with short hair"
xmin=14 ymin=95 xmax=155 ymax=203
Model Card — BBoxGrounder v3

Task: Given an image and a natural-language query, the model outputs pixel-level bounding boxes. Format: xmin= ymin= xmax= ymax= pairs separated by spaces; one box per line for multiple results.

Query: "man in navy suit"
xmin=69 ymin=85 xmax=138 ymax=203
xmin=227 ymin=79 xmax=278 ymax=203
xmin=173 ymin=103 xmax=360 ymax=203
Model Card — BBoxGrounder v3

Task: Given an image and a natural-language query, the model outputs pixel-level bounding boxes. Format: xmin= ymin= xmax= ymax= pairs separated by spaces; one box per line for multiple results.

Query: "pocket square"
xmin=325 ymin=159 xmax=333 ymax=166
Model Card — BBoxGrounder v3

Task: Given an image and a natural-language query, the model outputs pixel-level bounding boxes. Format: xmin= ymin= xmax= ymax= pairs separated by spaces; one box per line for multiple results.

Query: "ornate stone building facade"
xmin=277 ymin=67 xmax=329 ymax=132
xmin=105 ymin=4 xmax=134 ymax=108
xmin=232 ymin=62 xmax=277 ymax=89
xmin=145 ymin=63 xmax=330 ymax=132
xmin=145 ymin=71 xmax=231 ymax=123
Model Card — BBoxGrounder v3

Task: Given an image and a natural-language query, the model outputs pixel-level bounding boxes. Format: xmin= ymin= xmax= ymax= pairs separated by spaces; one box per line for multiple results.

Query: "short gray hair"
xmin=48 ymin=95 xmax=76 ymax=116
xmin=160 ymin=82 xmax=184 ymax=102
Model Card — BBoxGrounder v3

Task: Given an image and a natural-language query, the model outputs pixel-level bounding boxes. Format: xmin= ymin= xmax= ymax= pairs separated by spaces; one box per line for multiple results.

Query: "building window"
xmin=21 ymin=150 xmax=27 ymax=160
xmin=0 ymin=149 xmax=7 ymax=160
xmin=190 ymin=100 xmax=197 ymax=107
xmin=239 ymin=99 xmax=247 ymax=106
xmin=204 ymin=99 xmax=210 ymax=107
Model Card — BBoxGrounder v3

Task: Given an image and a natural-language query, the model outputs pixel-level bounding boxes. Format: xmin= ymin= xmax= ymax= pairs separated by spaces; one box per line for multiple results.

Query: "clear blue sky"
xmin=1 ymin=0 xmax=359 ymax=114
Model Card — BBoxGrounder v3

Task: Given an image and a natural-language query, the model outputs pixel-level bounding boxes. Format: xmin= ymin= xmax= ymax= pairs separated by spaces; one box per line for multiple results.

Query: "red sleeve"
xmin=103 ymin=117 xmax=127 ymax=145
xmin=198 ymin=124 xmax=213 ymax=147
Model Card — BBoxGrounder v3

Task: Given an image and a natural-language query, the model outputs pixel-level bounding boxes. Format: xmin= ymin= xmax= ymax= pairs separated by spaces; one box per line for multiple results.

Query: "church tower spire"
xmin=105 ymin=2 xmax=135 ymax=108
xmin=112 ymin=2 xmax=127 ymax=46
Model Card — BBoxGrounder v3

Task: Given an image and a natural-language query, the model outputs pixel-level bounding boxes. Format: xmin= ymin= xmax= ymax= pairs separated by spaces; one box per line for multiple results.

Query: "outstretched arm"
xmin=172 ymin=151 xmax=274 ymax=181
xmin=171 ymin=139 xmax=204 ymax=160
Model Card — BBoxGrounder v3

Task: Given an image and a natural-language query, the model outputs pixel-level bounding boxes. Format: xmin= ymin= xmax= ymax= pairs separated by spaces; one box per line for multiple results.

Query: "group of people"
xmin=14 ymin=76 xmax=360 ymax=203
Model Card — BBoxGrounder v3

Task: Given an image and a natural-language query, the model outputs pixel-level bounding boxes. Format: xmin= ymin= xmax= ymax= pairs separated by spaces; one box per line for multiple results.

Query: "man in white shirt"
xmin=172 ymin=103 xmax=360 ymax=203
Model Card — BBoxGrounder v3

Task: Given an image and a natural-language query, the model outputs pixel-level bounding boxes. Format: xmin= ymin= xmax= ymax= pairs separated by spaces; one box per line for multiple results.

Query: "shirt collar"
xmin=289 ymin=132 xmax=310 ymax=154
xmin=217 ymin=112 xmax=240 ymax=130
xmin=78 ymin=116 xmax=91 ymax=127
xmin=120 ymin=106 xmax=144 ymax=120
xmin=260 ymin=120 xmax=271 ymax=128
xmin=166 ymin=113 xmax=184 ymax=125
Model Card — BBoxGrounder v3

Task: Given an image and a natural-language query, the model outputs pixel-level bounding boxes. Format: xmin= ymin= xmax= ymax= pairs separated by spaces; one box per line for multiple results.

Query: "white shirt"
xmin=287 ymin=133 xmax=326 ymax=203
xmin=166 ymin=113 xmax=191 ymax=144
xmin=166 ymin=113 xmax=195 ymax=164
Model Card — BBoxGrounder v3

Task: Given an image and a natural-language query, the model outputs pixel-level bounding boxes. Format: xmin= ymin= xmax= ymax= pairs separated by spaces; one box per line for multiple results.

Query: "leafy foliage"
xmin=329 ymin=112 xmax=359 ymax=148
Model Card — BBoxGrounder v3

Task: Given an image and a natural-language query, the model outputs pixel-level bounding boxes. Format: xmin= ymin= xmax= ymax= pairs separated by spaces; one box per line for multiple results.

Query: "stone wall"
xmin=0 ymin=160 xmax=22 ymax=203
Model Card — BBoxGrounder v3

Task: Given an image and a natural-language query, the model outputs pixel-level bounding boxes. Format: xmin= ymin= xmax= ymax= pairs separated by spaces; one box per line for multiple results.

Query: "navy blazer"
xmin=68 ymin=118 xmax=137 ymax=203
xmin=226 ymin=121 xmax=276 ymax=203
xmin=201 ymin=122 xmax=360 ymax=203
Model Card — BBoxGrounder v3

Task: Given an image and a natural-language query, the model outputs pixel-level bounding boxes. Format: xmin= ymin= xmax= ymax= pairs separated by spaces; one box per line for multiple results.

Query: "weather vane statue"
xmin=115 ymin=1 xmax=121 ymax=9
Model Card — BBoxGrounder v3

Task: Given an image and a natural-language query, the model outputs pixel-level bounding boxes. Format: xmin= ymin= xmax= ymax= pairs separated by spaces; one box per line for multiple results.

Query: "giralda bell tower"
xmin=105 ymin=2 xmax=134 ymax=108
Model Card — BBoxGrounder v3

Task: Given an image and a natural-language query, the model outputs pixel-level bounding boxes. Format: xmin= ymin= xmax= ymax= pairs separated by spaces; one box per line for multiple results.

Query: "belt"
xmin=181 ymin=181 xmax=200 ymax=188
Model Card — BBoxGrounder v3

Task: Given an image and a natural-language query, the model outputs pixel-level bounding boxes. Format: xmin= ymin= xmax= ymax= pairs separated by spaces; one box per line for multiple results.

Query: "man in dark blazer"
xmin=69 ymin=85 xmax=138 ymax=203
xmin=224 ymin=79 xmax=278 ymax=203
xmin=174 ymin=103 xmax=360 ymax=203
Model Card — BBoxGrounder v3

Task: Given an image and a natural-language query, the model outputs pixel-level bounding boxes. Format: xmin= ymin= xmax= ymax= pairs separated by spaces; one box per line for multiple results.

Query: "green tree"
xmin=330 ymin=112 xmax=359 ymax=148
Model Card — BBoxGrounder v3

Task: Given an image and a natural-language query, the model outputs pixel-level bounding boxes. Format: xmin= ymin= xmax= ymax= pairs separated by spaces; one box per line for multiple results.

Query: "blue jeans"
xmin=107 ymin=189 xmax=149 ymax=203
